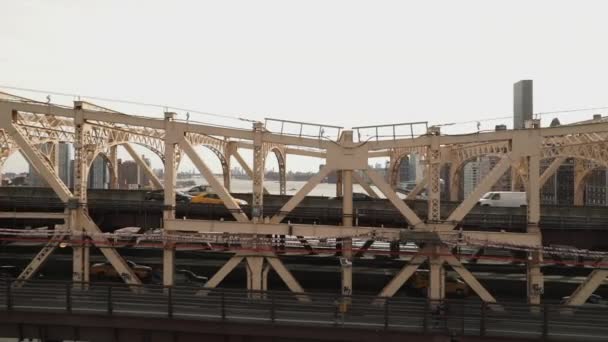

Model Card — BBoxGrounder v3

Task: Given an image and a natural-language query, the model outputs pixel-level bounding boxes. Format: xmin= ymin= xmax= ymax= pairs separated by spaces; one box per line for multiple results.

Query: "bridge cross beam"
xmin=197 ymin=252 xmax=310 ymax=302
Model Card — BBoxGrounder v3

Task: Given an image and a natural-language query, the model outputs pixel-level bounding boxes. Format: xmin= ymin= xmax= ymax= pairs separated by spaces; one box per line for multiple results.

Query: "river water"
xmin=177 ymin=176 xmax=405 ymax=199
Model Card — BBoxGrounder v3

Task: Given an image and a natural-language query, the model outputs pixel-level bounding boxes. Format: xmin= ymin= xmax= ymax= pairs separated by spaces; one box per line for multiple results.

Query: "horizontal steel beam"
xmin=0 ymin=212 xmax=67 ymax=219
xmin=164 ymin=219 xmax=402 ymax=239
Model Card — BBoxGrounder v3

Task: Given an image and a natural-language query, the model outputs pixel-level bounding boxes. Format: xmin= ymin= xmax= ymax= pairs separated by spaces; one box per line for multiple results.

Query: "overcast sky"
xmin=2 ymin=0 xmax=608 ymax=173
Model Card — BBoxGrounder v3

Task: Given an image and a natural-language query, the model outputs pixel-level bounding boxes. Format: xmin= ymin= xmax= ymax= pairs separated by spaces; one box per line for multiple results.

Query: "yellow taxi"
xmin=409 ymin=270 xmax=469 ymax=297
xmin=191 ymin=193 xmax=248 ymax=206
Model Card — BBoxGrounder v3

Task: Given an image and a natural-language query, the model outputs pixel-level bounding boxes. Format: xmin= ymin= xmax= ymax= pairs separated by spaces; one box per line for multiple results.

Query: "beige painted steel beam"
xmin=447 ymin=156 xmax=511 ymax=223
xmin=270 ymin=166 xmax=333 ymax=224
xmin=459 ymin=231 xmax=542 ymax=248
xmin=405 ymin=175 xmax=427 ymax=200
xmin=377 ymin=253 xmax=427 ymax=298
xmin=164 ymin=219 xmax=401 ymax=239
xmin=123 ymin=143 xmax=162 ymax=189
xmin=163 ymin=244 xmax=175 ymax=287
xmin=365 ymin=168 xmax=423 ymax=226
xmin=82 ymin=213 xmax=142 ymax=286
xmin=0 ymin=212 xmax=67 ymax=219
xmin=180 ymin=138 xmax=249 ymax=223
xmin=265 ymin=255 xmax=310 ymax=301
xmin=14 ymin=225 xmax=68 ymax=284
xmin=566 ymin=269 xmax=608 ymax=306
xmin=246 ymin=256 xmax=264 ymax=292
xmin=284 ymin=147 xmax=326 ymax=158
xmin=202 ymin=255 xmax=244 ymax=289
xmin=342 ymin=170 xmax=353 ymax=227
xmin=4 ymin=121 xmax=71 ymax=202
xmin=351 ymin=171 xmax=379 ymax=198
xmin=539 ymin=157 xmax=566 ymax=187
xmin=443 ymin=253 xmax=497 ymax=303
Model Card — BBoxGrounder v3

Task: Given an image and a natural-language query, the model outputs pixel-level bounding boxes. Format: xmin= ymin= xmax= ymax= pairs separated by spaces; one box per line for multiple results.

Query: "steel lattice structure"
xmin=2 ymin=91 xmax=608 ymax=307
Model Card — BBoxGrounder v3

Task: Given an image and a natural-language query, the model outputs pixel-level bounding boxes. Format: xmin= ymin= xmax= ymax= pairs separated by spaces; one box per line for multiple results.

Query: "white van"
xmin=478 ymin=191 xmax=526 ymax=207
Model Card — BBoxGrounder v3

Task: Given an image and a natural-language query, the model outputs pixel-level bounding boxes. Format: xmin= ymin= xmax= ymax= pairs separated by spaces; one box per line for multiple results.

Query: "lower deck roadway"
xmin=1 ymin=249 xmax=606 ymax=302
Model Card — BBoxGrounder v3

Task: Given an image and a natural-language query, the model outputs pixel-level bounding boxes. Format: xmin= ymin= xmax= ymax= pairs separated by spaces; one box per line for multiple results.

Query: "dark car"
xmin=177 ymin=269 xmax=208 ymax=286
xmin=144 ymin=190 xmax=192 ymax=203
xmin=0 ymin=265 xmax=18 ymax=279
xmin=329 ymin=192 xmax=374 ymax=201
xmin=90 ymin=260 xmax=152 ymax=280
xmin=561 ymin=294 xmax=602 ymax=305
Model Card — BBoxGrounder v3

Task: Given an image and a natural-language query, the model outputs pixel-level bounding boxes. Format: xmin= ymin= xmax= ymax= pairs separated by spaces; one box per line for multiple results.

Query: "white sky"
xmin=2 ymin=0 xmax=608 ymax=173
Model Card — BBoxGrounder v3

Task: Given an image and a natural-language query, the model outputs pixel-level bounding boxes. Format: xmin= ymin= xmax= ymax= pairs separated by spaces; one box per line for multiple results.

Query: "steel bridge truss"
xmin=2 ymin=93 xmax=608 ymax=307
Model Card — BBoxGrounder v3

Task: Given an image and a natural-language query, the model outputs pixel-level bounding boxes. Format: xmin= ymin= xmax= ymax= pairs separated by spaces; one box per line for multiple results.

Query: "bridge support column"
xmin=163 ymin=113 xmax=178 ymax=288
xmin=163 ymin=243 xmax=175 ymax=288
xmin=428 ymin=247 xmax=445 ymax=302
xmin=72 ymin=110 xmax=89 ymax=284
xmin=163 ymin=112 xmax=178 ymax=222
xmin=252 ymin=122 xmax=264 ymax=221
xmin=427 ymin=127 xmax=444 ymax=302
xmin=526 ymin=141 xmax=544 ymax=305
xmin=427 ymin=127 xmax=441 ymax=223
xmin=246 ymin=256 xmax=265 ymax=298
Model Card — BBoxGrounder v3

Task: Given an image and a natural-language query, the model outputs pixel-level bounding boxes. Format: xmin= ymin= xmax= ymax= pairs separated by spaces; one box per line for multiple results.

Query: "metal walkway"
xmin=1 ymin=280 xmax=608 ymax=341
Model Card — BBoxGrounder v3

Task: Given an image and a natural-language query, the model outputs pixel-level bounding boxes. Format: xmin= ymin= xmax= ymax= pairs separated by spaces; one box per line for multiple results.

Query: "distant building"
xmin=463 ymin=160 xmax=481 ymax=198
xmin=57 ymin=143 xmax=71 ymax=186
xmin=88 ymin=156 xmax=109 ymax=189
xmin=479 ymin=156 xmax=511 ymax=192
xmin=117 ymin=156 xmax=151 ymax=189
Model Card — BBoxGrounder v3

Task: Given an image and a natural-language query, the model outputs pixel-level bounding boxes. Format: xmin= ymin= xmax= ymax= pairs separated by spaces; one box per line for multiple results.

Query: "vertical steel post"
xmin=221 ymin=290 xmax=226 ymax=320
xmin=270 ymin=292 xmax=276 ymax=323
xmin=252 ymin=122 xmax=264 ymax=221
xmin=384 ymin=298 xmax=389 ymax=330
xmin=163 ymin=112 xmax=178 ymax=288
xmin=6 ymin=281 xmax=11 ymax=311
xmin=527 ymin=142 xmax=543 ymax=305
xmin=66 ymin=282 xmax=72 ymax=313
xmin=480 ymin=302 xmax=486 ymax=336
xmin=71 ymin=104 xmax=89 ymax=285
xmin=167 ymin=286 xmax=173 ymax=318
xmin=427 ymin=126 xmax=441 ymax=223
xmin=543 ymin=304 xmax=549 ymax=339
xmin=107 ymin=286 xmax=113 ymax=315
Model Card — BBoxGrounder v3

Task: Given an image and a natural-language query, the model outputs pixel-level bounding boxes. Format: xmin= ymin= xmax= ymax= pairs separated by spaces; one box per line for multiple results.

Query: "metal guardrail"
xmin=1 ymin=279 xmax=608 ymax=340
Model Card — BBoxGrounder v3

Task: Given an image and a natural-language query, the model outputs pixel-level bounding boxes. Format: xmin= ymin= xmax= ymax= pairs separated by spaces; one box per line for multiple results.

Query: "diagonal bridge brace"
xmin=2 ymin=109 xmax=142 ymax=287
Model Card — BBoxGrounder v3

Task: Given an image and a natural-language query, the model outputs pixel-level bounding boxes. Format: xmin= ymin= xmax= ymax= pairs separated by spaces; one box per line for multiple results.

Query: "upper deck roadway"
xmin=2 ymin=188 xmax=608 ymax=249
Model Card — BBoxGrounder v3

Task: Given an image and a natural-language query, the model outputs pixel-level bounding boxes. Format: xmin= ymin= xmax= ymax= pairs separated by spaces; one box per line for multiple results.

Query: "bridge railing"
xmin=2 ymin=278 xmax=608 ymax=340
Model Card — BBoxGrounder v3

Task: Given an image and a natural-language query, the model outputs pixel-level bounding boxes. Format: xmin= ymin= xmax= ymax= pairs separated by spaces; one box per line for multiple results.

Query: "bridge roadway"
xmin=1 ymin=279 xmax=607 ymax=342
xmin=1 ymin=188 xmax=608 ymax=249
xmin=1 ymin=248 xmax=605 ymax=300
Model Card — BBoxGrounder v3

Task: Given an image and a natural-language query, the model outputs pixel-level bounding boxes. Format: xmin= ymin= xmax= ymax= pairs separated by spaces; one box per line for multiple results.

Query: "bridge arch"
xmin=265 ymin=145 xmax=286 ymax=195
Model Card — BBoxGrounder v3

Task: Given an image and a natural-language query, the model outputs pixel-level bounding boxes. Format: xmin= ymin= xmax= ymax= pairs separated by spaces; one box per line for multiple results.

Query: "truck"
xmin=478 ymin=191 xmax=526 ymax=208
